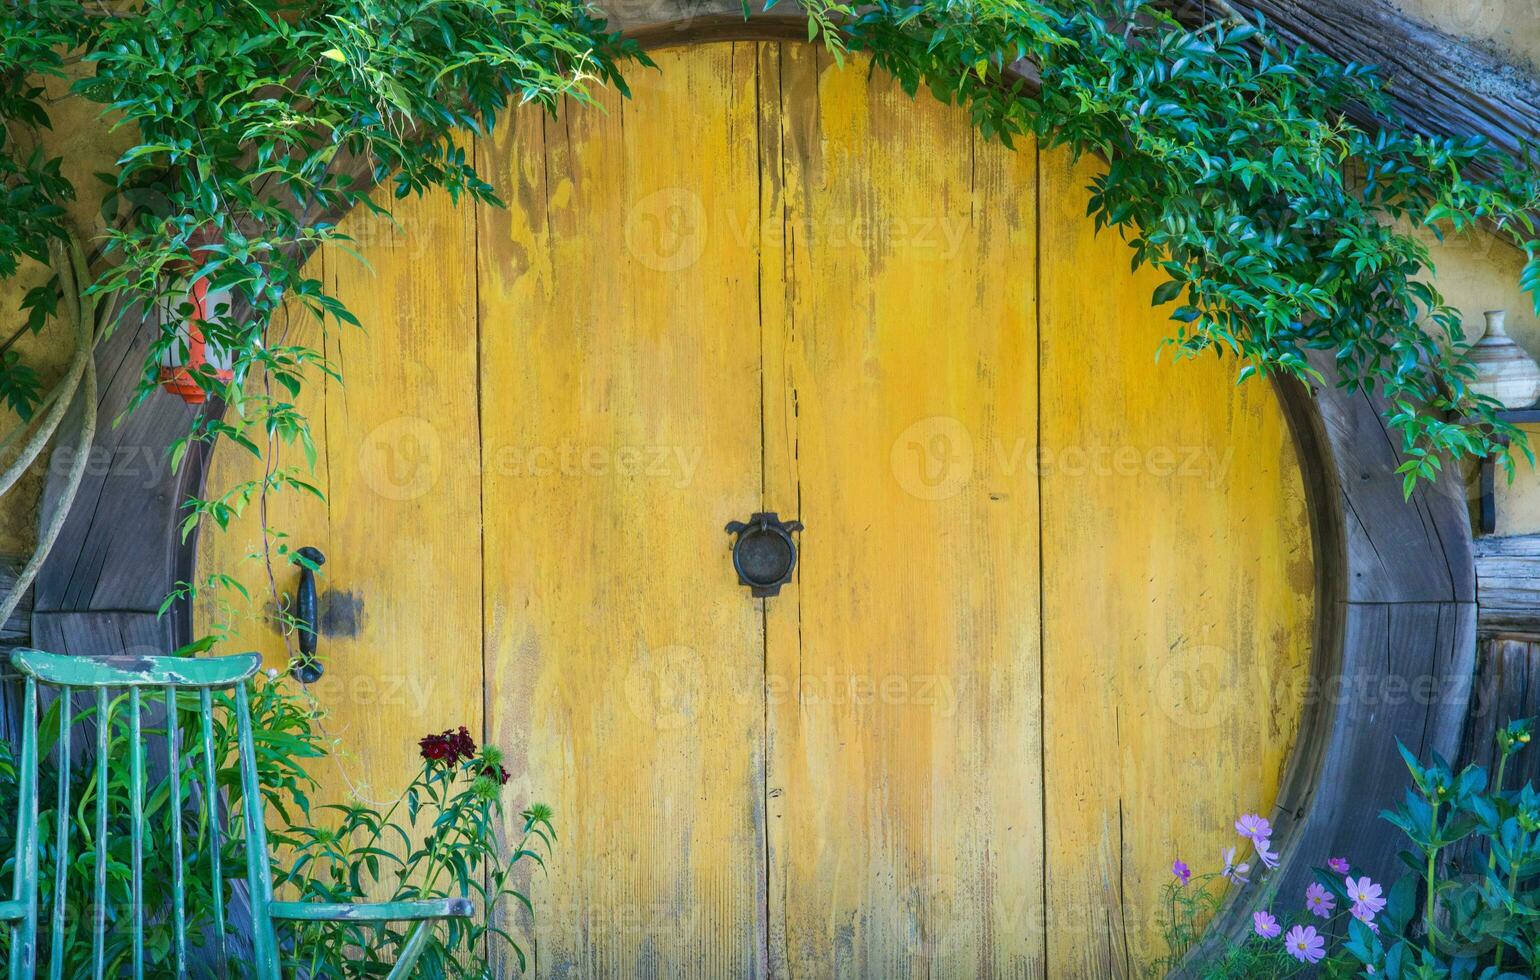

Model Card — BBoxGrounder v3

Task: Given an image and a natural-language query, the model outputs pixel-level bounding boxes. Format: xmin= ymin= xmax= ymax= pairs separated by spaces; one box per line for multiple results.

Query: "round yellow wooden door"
xmin=200 ymin=41 xmax=1314 ymax=978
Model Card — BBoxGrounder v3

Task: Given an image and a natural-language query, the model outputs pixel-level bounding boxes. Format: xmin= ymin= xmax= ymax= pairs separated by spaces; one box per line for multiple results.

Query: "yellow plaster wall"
xmin=0 ymin=70 xmax=133 ymax=556
xmin=1392 ymin=0 xmax=1540 ymax=72
xmin=1391 ymin=0 xmax=1540 ymax=535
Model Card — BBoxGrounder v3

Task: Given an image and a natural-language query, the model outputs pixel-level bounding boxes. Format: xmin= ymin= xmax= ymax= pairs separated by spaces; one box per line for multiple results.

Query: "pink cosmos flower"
xmin=1256 ymin=838 xmax=1280 ymax=870
xmin=1284 ymin=924 xmax=1326 ymax=964
xmin=1345 ymin=876 xmax=1386 ymax=916
xmin=1327 ymin=857 xmax=1350 ymax=874
xmin=1351 ymin=903 xmax=1380 ymax=932
xmin=1252 ymin=910 xmax=1281 ymax=938
xmin=1173 ymin=859 xmax=1191 ymax=886
xmin=1235 ymin=813 xmax=1273 ymax=844
xmin=1222 ymin=847 xmax=1251 ymax=885
xmin=1304 ymin=882 xmax=1336 ymax=918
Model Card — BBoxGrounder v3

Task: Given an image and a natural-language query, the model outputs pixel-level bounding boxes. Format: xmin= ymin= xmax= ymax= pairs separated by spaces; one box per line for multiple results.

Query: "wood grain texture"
xmin=1263 ymin=601 xmax=1475 ymax=897
xmin=477 ymin=44 xmax=769 ymax=977
xmin=1475 ymin=534 xmax=1540 ymax=634
xmin=0 ymin=553 xmax=35 ymax=745
xmin=32 ymin=307 xmax=207 ymax=622
xmin=1196 ymin=362 xmax=1480 ymax=967
xmin=1457 ymin=634 xmax=1540 ymax=791
xmin=1306 ymin=349 xmax=1476 ymax=605
xmin=758 ymin=42 xmax=1043 ymax=978
xmin=27 ymin=7 xmax=1498 ymax=973
xmin=1039 ymin=152 xmax=1316 ymax=974
xmin=1443 ymin=634 xmax=1540 ymax=876
xmin=196 ymin=180 xmax=484 ymax=818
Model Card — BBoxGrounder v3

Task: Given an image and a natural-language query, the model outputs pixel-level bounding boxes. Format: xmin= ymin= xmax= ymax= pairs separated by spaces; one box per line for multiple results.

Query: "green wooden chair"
xmin=1 ymin=649 xmax=471 ymax=979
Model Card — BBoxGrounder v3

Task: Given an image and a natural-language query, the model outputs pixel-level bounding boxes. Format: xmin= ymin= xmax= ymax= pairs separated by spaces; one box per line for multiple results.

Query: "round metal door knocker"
xmin=725 ymin=512 xmax=804 ymax=597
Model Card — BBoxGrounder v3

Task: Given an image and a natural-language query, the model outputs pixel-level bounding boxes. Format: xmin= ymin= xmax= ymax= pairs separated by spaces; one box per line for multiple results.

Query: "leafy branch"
xmin=788 ymin=0 xmax=1540 ymax=494
xmin=0 ymin=0 xmax=646 ymax=670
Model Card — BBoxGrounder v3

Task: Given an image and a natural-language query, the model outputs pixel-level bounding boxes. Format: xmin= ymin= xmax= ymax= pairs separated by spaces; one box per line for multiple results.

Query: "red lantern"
xmin=158 ymin=266 xmax=234 ymax=404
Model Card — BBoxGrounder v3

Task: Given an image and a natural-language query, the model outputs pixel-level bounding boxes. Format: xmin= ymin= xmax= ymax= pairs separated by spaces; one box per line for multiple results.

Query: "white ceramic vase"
xmin=1468 ymin=310 xmax=1540 ymax=409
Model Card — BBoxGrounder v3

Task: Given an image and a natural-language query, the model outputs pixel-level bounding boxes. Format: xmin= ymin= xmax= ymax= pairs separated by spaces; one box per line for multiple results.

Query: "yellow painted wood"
xmin=196 ymin=40 xmax=1315 ymax=977
xmin=196 ymin=182 xmax=484 ymax=820
xmin=758 ymin=42 xmax=1043 ymax=977
xmin=1038 ymin=149 xmax=1315 ymax=975
xmin=476 ymin=44 xmax=770 ymax=976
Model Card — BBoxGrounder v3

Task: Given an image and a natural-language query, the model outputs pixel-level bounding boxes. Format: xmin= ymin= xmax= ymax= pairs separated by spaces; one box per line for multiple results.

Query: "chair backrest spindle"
xmin=234 ymin=683 xmax=280 ymax=979
xmin=91 ymin=687 xmax=108 ymax=980
xmin=127 ymin=687 xmax=144 ymax=980
xmin=164 ymin=686 xmax=188 ymax=980
xmin=46 ymin=692 xmax=70 ymax=980
xmin=2 ymin=650 xmax=265 ymax=980
xmin=196 ymin=687 xmax=228 ymax=976
xmin=7 ymin=677 xmax=38 ymax=979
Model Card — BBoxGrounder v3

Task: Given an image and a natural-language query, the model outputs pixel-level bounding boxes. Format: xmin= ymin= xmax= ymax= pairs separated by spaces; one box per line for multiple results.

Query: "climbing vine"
xmin=793 ymin=0 xmax=1540 ymax=492
xmin=0 ymin=0 xmax=643 ymax=650
xmin=0 ymin=0 xmax=1537 ymax=648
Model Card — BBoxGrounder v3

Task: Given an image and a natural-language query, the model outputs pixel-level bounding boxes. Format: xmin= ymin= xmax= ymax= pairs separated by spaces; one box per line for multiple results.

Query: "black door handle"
xmin=291 ymin=546 xmax=326 ymax=683
xmin=725 ymin=513 xmax=803 ymax=598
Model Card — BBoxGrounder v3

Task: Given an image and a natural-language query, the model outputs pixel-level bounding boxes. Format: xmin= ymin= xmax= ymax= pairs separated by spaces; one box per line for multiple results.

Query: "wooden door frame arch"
xmin=30 ymin=5 xmax=1476 ymax=958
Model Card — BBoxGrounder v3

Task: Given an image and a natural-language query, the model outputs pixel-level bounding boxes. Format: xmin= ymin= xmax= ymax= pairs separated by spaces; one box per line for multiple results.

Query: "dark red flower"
xmin=483 ymin=763 xmax=511 ymax=785
xmin=448 ymin=726 xmax=477 ymax=762
xmin=419 ymin=732 xmax=452 ymax=762
xmin=419 ymin=726 xmax=478 ymax=766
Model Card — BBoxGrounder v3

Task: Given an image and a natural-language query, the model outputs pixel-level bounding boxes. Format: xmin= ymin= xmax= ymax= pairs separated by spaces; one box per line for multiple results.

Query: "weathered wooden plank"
xmin=195 ymin=172 xmax=484 ymax=847
xmin=1442 ymin=636 xmax=1540 ymax=877
xmin=1306 ymin=350 xmax=1476 ymax=605
xmin=1040 ymin=147 xmax=1316 ymax=973
xmin=1475 ymin=534 xmax=1540 ymax=634
xmin=476 ymin=43 xmax=768 ymax=976
xmin=32 ymin=312 xmax=206 ymax=618
xmin=30 ymin=610 xmax=173 ymax=659
xmin=1455 ymin=636 xmax=1540 ymax=789
xmin=761 ymin=40 xmax=1045 ymax=977
xmin=0 ymin=553 xmax=34 ymax=746
xmin=1263 ymin=601 xmax=1475 ymax=912
xmin=0 ymin=554 xmax=34 ymax=645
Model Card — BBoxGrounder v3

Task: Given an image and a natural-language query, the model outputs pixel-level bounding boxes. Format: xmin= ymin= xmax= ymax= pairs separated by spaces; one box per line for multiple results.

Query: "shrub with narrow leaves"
xmin=1157 ymin=718 xmax=1540 ymax=978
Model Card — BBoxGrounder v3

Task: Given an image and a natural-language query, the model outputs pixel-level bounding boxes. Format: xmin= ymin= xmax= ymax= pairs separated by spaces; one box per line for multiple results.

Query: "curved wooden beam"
xmin=1243 ymin=356 xmax=1475 ymax=943
xmin=27 ymin=4 xmax=1477 ymax=970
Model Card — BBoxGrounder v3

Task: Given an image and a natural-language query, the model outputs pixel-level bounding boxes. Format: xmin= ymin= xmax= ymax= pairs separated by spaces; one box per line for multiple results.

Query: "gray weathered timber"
xmin=1456 ymin=635 xmax=1540 ymax=781
xmin=32 ymin=314 xmax=206 ymax=625
xmin=1226 ymin=0 xmax=1540 ymax=165
xmin=1186 ymin=357 xmax=1477 ymax=968
xmin=1474 ymin=534 xmax=1540 ymax=635
xmin=1444 ymin=636 xmax=1540 ymax=873
xmin=0 ymin=554 xmax=35 ymax=747
xmin=1311 ymin=376 xmax=1476 ymax=605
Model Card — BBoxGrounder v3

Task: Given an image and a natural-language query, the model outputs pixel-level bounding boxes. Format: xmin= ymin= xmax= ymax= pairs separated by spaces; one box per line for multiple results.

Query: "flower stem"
xmin=1490 ymin=753 xmax=1510 ymax=873
xmin=1424 ymin=800 xmax=1440 ymax=956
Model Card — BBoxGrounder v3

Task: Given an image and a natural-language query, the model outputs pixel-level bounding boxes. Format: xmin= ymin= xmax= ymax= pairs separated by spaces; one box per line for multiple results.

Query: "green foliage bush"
xmin=789 ymin=0 xmax=1540 ymax=493
xmin=0 ymin=672 xmax=551 ymax=977
xmin=1160 ymin=719 xmax=1540 ymax=979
